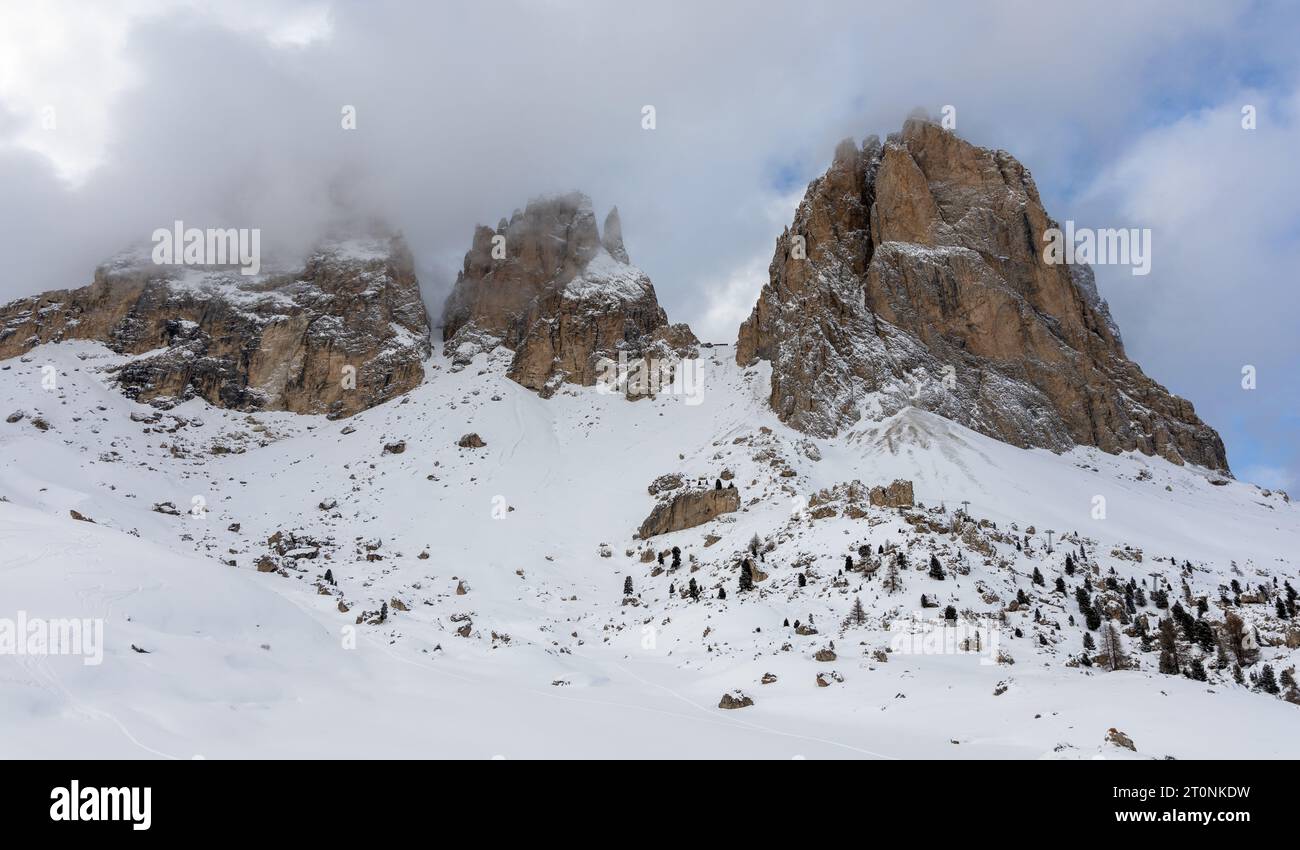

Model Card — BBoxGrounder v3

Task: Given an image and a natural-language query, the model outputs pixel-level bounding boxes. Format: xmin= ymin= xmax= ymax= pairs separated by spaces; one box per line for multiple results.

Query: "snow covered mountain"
xmin=1 ymin=333 xmax=1296 ymax=758
xmin=1 ymin=125 xmax=1295 ymax=760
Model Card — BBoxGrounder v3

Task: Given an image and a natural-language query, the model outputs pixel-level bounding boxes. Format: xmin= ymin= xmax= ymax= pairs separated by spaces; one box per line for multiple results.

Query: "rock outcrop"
xmin=0 ymin=236 xmax=430 ymax=417
xmin=737 ymin=118 xmax=1228 ymax=471
xmin=442 ymin=193 xmax=697 ymax=396
xmin=638 ymin=485 xmax=740 ymax=539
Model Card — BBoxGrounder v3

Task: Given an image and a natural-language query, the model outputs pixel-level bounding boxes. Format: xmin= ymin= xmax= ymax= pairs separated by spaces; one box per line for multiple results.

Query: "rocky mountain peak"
xmin=442 ymin=193 xmax=696 ymax=396
xmin=737 ymin=118 xmax=1228 ymax=471
xmin=0 ymin=233 xmax=431 ymax=418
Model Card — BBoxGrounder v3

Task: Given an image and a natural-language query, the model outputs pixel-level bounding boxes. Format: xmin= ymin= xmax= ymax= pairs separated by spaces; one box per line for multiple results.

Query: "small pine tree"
xmin=1064 ymin=553 xmax=1075 ymax=575
xmin=324 ymin=569 xmax=335 ymax=586
xmin=718 ymin=586 xmax=727 ymax=600
xmin=1157 ymin=617 xmax=1180 ymax=674
xmin=882 ymin=558 xmax=902 ymax=594
xmin=1083 ymin=632 xmax=1096 ymax=650
xmin=845 ymin=554 xmax=854 ymax=572
xmin=928 ymin=555 xmax=945 ymax=581
xmin=688 ymin=577 xmax=700 ymax=601
xmin=782 ymin=618 xmax=790 ymax=628
xmin=739 ymin=561 xmax=754 ymax=592
xmin=1085 ymin=606 xmax=1101 ymax=632
xmin=715 ymin=478 xmax=722 ymax=490
xmin=1101 ymin=622 xmax=1128 ymax=671
xmin=1055 ymin=576 xmax=1066 ymax=594
xmin=623 ymin=576 xmax=633 ymax=596
xmin=847 ymin=597 xmax=867 ymax=627
xmin=1277 ymin=598 xmax=1290 ymax=619
xmin=1017 ymin=588 xmax=1029 ymax=605
xmin=1032 ymin=567 xmax=1045 ymax=586
xmin=1186 ymin=657 xmax=1208 ymax=682
xmin=943 ymin=605 xmax=957 ymax=622
xmin=797 ymin=572 xmax=807 ymax=588
xmin=668 ymin=582 xmax=675 ymax=595
xmin=1258 ymin=664 xmax=1280 ymax=695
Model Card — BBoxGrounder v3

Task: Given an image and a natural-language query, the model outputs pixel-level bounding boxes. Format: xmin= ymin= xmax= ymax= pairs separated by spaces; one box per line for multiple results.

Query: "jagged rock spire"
xmin=602 ymin=206 xmax=630 ymax=264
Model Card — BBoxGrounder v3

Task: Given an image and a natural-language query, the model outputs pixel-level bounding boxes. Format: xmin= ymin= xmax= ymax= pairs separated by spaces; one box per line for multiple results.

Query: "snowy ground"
xmin=1 ymin=341 xmax=1297 ymax=758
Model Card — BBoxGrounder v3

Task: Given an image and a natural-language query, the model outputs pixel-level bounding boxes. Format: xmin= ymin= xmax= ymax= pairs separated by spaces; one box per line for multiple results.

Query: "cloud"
xmin=1078 ymin=86 xmax=1300 ymax=483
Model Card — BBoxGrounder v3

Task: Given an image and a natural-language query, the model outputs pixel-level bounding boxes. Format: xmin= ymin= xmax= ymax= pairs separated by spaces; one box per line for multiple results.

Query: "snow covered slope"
xmin=1 ymin=340 xmax=1297 ymax=758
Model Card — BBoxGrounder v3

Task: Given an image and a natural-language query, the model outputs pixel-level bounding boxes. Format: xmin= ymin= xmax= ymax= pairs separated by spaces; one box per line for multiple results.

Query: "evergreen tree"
xmin=1101 ymin=623 xmax=1128 ymax=671
xmin=845 ymin=554 xmax=854 ymax=572
xmin=657 ymin=551 xmax=665 ymax=565
xmin=671 ymin=546 xmax=682 ymax=568
xmin=739 ymin=561 xmax=754 ymax=592
xmin=797 ymin=572 xmax=807 ymax=588
xmin=1054 ymin=576 xmax=1067 ymax=594
xmin=1258 ymin=664 xmax=1280 ymax=695
xmin=718 ymin=586 xmax=727 ymax=600
xmin=1277 ymin=598 xmax=1290 ymax=619
xmin=324 ymin=568 xmax=335 ymax=586
xmin=943 ymin=605 xmax=957 ymax=622
xmin=928 ymin=555 xmax=945 ymax=581
xmin=1083 ymin=632 xmax=1095 ymax=650
xmin=782 ymin=618 xmax=790 ymax=628
xmin=688 ymin=577 xmax=700 ymax=601
xmin=1016 ymin=588 xmax=1029 ymax=605
xmin=1193 ymin=619 xmax=1216 ymax=653
xmin=378 ymin=601 xmax=389 ymax=624
xmin=882 ymin=558 xmax=902 ymax=594
xmin=1064 ymin=553 xmax=1075 ymax=575
xmin=623 ymin=575 xmax=633 ymax=596
xmin=1085 ymin=605 xmax=1101 ymax=632
xmin=668 ymin=582 xmax=675 ymax=595
xmin=715 ymin=478 xmax=722 ymax=490
xmin=847 ymin=597 xmax=867 ymax=626
xmin=1032 ymin=567 xmax=1045 ymax=586
xmin=1157 ymin=617 xmax=1180 ymax=674
xmin=1186 ymin=657 xmax=1208 ymax=682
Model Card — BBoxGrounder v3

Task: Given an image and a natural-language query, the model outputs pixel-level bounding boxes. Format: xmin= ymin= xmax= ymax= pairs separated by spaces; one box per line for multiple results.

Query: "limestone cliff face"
xmin=442 ymin=193 xmax=696 ymax=396
xmin=0 ymin=236 xmax=430 ymax=417
xmin=737 ymin=119 xmax=1228 ymax=471
xmin=638 ymin=486 xmax=740 ymax=539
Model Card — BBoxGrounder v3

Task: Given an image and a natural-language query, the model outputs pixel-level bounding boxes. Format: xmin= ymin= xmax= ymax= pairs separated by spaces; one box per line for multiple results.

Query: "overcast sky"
xmin=1 ymin=0 xmax=1296 ymax=489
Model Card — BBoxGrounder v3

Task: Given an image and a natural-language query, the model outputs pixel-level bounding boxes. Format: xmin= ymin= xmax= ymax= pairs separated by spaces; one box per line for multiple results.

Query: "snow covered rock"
xmin=718 ymin=692 xmax=753 ymax=709
xmin=0 ymin=235 xmax=430 ymax=418
xmin=736 ymin=118 xmax=1228 ymax=471
xmin=441 ymin=192 xmax=697 ymax=396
